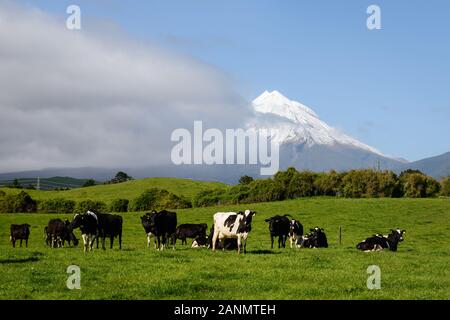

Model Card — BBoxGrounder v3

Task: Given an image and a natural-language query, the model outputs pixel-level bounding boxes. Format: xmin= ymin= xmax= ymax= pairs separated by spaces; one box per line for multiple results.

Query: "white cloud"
xmin=0 ymin=2 xmax=250 ymax=172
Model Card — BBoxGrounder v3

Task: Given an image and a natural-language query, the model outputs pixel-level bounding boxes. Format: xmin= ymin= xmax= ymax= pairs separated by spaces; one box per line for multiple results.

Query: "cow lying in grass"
xmin=297 ymin=227 xmax=328 ymax=248
xmin=357 ymin=229 xmax=405 ymax=252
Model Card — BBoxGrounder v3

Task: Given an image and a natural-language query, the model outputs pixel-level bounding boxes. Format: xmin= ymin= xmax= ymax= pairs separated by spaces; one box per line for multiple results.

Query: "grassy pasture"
xmin=0 ymin=177 xmax=229 ymax=203
xmin=0 ymin=198 xmax=449 ymax=300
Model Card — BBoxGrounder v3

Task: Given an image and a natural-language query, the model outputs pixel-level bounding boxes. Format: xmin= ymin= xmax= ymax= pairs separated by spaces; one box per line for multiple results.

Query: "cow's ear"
xmin=264 ymin=218 xmax=271 ymax=222
xmin=402 ymin=230 xmax=406 ymax=233
xmin=252 ymin=211 xmax=256 ymax=216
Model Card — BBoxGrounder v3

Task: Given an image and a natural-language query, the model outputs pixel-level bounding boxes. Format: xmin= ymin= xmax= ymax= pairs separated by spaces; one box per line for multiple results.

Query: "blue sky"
xmin=19 ymin=0 xmax=450 ymax=161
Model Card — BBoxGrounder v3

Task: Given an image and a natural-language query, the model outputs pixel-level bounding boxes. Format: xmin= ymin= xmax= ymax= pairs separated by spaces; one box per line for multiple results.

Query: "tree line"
xmin=0 ymin=168 xmax=449 ymax=213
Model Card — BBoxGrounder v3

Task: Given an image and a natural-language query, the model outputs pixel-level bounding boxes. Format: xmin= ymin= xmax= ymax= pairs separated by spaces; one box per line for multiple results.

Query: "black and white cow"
xmin=10 ymin=224 xmax=30 ymax=248
xmin=288 ymin=219 xmax=303 ymax=248
xmin=173 ymin=223 xmax=207 ymax=247
xmin=265 ymin=215 xmax=291 ymax=249
xmin=96 ymin=213 xmax=123 ymax=250
xmin=298 ymin=227 xmax=328 ymax=248
xmin=356 ymin=229 xmax=406 ymax=252
xmin=141 ymin=210 xmax=177 ymax=250
xmin=191 ymin=235 xmax=208 ymax=248
xmin=69 ymin=211 xmax=99 ymax=252
xmin=206 ymin=224 xmax=238 ymax=250
xmin=45 ymin=218 xmax=78 ymax=248
xmin=211 ymin=210 xmax=256 ymax=254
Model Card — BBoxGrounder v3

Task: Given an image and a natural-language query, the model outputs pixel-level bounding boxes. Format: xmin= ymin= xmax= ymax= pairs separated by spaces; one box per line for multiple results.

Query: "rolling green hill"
xmin=0 ymin=177 xmax=229 ymax=203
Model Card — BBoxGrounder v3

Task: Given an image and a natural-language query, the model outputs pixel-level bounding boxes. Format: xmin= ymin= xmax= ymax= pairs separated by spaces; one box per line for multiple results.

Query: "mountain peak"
xmin=250 ymin=90 xmax=386 ymax=156
xmin=253 ymin=90 xmax=319 ymax=120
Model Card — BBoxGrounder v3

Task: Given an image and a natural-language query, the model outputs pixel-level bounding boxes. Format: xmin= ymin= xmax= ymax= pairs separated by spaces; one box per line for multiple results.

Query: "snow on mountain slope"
xmin=250 ymin=90 xmax=385 ymax=156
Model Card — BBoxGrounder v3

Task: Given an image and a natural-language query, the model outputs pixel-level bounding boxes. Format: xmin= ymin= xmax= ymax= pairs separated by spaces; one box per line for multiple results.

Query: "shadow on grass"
xmin=0 ymin=257 xmax=40 ymax=264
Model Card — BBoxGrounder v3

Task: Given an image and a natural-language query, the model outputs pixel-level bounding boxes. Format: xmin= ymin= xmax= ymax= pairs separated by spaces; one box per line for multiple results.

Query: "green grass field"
xmin=0 ymin=177 xmax=229 ymax=203
xmin=0 ymin=198 xmax=449 ymax=300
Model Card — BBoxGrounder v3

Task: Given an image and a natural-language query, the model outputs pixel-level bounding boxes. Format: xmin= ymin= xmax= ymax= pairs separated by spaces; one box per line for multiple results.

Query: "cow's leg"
xmin=172 ymin=235 xmax=177 ymax=249
xmin=12 ymin=239 xmax=15 ymax=248
xmin=237 ymin=235 xmax=241 ymax=254
xmin=119 ymin=231 xmax=122 ymax=250
xmin=270 ymin=235 xmax=274 ymax=249
xmin=243 ymin=236 xmax=247 ymax=254
xmin=211 ymin=230 xmax=219 ymax=252
xmin=82 ymin=234 xmax=87 ymax=252
xmin=147 ymin=234 xmax=151 ymax=248
xmin=26 ymin=238 xmax=28 ymax=248
xmin=102 ymin=236 xmax=106 ymax=250
xmin=110 ymin=236 xmax=114 ymax=249
xmin=20 ymin=239 xmax=23 ymax=247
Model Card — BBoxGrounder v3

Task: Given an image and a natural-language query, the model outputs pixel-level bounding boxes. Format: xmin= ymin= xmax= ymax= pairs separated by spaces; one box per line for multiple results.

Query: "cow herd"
xmin=8 ymin=208 xmax=406 ymax=253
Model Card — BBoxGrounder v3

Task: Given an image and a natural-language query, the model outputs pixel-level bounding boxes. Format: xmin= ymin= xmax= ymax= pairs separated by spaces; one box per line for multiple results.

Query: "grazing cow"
xmin=357 ymin=229 xmax=406 ymax=252
xmin=298 ymin=227 xmax=328 ymax=248
xmin=69 ymin=211 xmax=99 ymax=252
xmin=211 ymin=210 xmax=256 ymax=254
xmin=173 ymin=223 xmax=207 ymax=247
xmin=45 ymin=219 xmax=78 ymax=248
xmin=206 ymin=225 xmax=238 ymax=250
xmin=95 ymin=213 xmax=123 ymax=250
xmin=10 ymin=224 xmax=31 ymax=248
xmin=265 ymin=215 xmax=291 ymax=249
xmin=288 ymin=219 xmax=304 ymax=249
xmin=141 ymin=210 xmax=177 ymax=250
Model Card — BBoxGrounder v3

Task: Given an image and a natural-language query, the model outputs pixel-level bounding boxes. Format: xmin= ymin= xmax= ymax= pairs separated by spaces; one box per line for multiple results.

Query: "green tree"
xmin=9 ymin=179 xmax=22 ymax=189
xmin=82 ymin=179 xmax=96 ymax=187
xmin=238 ymin=175 xmax=254 ymax=185
xmin=440 ymin=175 xmax=450 ymax=196
xmin=287 ymin=171 xmax=317 ymax=198
xmin=112 ymin=171 xmax=133 ymax=183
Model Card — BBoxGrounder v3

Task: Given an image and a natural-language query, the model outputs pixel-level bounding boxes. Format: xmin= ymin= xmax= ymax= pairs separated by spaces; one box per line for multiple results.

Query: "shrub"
xmin=401 ymin=172 xmax=440 ymax=198
xmin=110 ymin=199 xmax=129 ymax=212
xmin=74 ymin=200 xmax=107 ymax=213
xmin=131 ymin=188 xmax=191 ymax=211
xmin=314 ymin=170 xmax=343 ymax=196
xmin=287 ymin=171 xmax=317 ymax=198
xmin=38 ymin=198 xmax=76 ymax=213
xmin=440 ymin=175 xmax=450 ymax=197
xmin=193 ymin=189 xmax=225 ymax=207
xmin=0 ymin=191 xmax=37 ymax=213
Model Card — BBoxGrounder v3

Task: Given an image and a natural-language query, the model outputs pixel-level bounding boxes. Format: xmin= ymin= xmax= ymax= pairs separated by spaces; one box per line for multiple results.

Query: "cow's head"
xmin=390 ymin=229 xmax=406 ymax=242
xmin=69 ymin=213 xmax=83 ymax=230
xmin=237 ymin=210 xmax=256 ymax=233
xmin=289 ymin=220 xmax=299 ymax=236
xmin=265 ymin=215 xmax=282 ymax=233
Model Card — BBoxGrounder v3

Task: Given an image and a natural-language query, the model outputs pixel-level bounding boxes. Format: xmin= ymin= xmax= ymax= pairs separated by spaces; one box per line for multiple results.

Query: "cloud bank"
xmin=0 ymin=2 xmax=250 ymax=172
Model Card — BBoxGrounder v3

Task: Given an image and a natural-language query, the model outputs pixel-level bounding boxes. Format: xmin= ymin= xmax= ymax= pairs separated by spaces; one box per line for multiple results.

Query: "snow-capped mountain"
xmin=249 ymin=90 xmax=404 ymax=172
xmin=250 ymin=90 xmax=383 ymax=154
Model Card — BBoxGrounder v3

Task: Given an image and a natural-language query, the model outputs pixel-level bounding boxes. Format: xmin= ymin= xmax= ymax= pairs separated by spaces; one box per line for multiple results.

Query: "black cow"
xmin=357 ymin=229 xmax=406 ymax=252
xmin=288 ymin=219 xmax=304 ymax=248
xmin=173 ymin=223 xmax=207 ymax=247
xmin=298 ymin=227 xmax=328 ymax=248
xmin=45 ymin=219 xmax=78 ymax=248
xmin=10 ymin=224 xmax=30 ymax=248
xmin=70 ymin=211 xmax=99 ymax=252
xmin=141 ymin=210 xmax=177 ymax=250
xmin=207 ymin=224 xmax=238 ymax=250
xmin=95 ymin=213 xmax=123 ymax=250
xmin=265 ymin=215 xmax=291 ymax=249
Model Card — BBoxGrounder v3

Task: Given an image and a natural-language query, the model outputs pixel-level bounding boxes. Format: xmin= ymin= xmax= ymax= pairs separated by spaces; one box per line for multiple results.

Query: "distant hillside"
xmin=396 ymin=151 xmax=450 ymax=179
xmin=0 ymin=176 xmax=91 ymax=190
xmin=0 ymin=177 xmax=229 ymax=203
